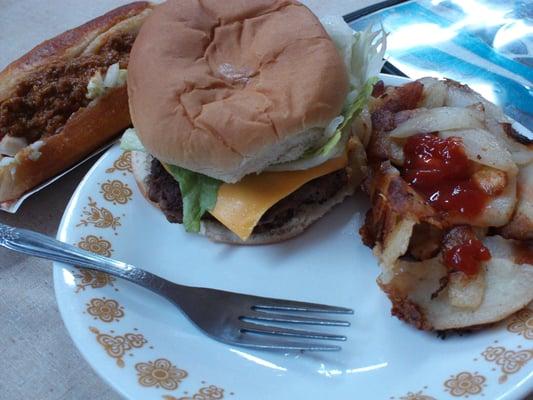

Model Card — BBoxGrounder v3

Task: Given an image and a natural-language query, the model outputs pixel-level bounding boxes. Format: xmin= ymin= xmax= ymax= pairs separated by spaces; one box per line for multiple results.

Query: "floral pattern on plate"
xmin=53 ymin=75 xmax=532 ymax=400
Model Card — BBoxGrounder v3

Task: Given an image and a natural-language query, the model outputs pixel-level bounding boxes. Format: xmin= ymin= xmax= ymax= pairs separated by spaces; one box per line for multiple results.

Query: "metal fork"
xmin=0 ymin=223 xmax=352 ymax=351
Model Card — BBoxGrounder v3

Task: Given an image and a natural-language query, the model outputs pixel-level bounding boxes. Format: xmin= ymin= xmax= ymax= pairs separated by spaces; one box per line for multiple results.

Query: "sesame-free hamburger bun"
xmin=127 ymin=0 xmax=349 ymax=183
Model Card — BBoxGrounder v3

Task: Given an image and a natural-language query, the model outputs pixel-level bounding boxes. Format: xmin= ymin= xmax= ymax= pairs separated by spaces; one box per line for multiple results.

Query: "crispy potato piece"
xmin=439 ymin=129 xmax=517 ymax=174
xmin=360 ymin=161 xmax=436 ymax=271
xmin=362 ymin=77 xmax=533 ymax=330
xmin=408 ymin=223 xmax=443 ymax=261
xmin=500 ymin=163 xmax=533 ymax=240
xmin=389 ymin=107 xmax=484 ymax=138
xmin=378 ymin=236 xmax=533 ymax=330
xmin=447 ymin=272 xmax=485 ymax=310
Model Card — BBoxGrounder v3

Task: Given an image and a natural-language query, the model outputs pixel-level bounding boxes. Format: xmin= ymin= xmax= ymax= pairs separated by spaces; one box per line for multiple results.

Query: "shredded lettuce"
xmin=120 ymin=128 xmax=221 ymax=233
xmin=321 ymin=16 xmax=387 ymax=102
xmin=163 ymin=164 xmax=221 ymax=233
xmin=267 ymin=79 xmax=377 ymax=171
xmin=313 ymin=77 xmax=378 ymax=156
xmin=267 ymin=19 xmax=386 ymax=171
xmin=120 ymin=128 xmax=146 ymax=152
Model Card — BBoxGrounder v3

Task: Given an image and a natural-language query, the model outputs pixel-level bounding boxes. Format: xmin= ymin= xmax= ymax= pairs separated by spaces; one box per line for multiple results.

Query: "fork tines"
xmin=235 ymin=297 xmax=353 ymax=351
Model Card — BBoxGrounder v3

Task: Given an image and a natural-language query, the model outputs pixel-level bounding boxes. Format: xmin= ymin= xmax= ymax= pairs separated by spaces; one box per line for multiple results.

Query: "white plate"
xmin=54 ymin=75 xmax=533 ymax=400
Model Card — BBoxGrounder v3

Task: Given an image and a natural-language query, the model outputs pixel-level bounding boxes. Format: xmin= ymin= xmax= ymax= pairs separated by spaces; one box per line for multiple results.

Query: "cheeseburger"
xmin=122 ymin=0 xmax=385 ymax=244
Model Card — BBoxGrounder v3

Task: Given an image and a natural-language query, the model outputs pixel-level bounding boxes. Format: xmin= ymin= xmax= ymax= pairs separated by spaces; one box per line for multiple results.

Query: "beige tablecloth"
xmin=0 ymin=1 xmax=378 ymax=398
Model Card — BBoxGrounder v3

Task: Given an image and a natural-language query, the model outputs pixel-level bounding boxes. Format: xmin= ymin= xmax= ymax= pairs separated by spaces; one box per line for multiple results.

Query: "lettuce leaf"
xmin=163 ymin=164 xmax=221 ymax=233
xmin=321 ymin=16 xmax=387 ymax=100
xmin=267 ymin=19 xmax=386 ymax=171
xmin=311 ymin=77 xmax=378 ymax=157
xmin=119 ymin=128 xmax=221 ymax=233
xmin=120 ymin=128 xmax=146 ymax=152
xmin=268 ymin=77 xmax=378 ymax=171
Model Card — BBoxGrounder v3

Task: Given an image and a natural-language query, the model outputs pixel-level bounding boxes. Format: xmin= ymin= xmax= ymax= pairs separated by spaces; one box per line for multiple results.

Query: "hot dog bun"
xmin=0 ymin=2 xmax=154 ymax=203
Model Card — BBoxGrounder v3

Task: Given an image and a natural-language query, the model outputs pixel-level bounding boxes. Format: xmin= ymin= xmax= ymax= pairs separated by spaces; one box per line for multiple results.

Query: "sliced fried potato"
xmin=408 ymin=222 xmax=443 ymax=261
xmin=448 ymin=271 xmax=485 ymax=309
xmin=378 ymin=235 xmax=533 ymax=330
xmin=474 ymin=174 xmax=517 ymax=227
xmin=351 ymin=107 xmax=372 ymax=148
xmin=444 ymin=79 xmax=506 ymax=120
xmin=418 ymin=77 xmax=447 ymax=108
xmin=377 ymin=218 xmax=417 ymax=273
xmin=439 ymin=129 xmax=517 ymax=174
xmin=369 ymin=80 xmax=424 ymax=113
xmin=442 ymin=78 xmax=533 ymax=165
xmin=500 ymin=163 xmax=533 ymax=240
xmin=387 ymin=139 xmax=404 ymax=166
xmin=472 ymin=168 xmax=507 ymax=196
xmin=361 ymin=162 xmax=436 ymax=272
xmin=440 ymin=174 xmax=516 ymax=228
xmin=365 ymin=77 xmax=533 ymax=331
xmin=389 ymin=107 xmax=484 ymax=138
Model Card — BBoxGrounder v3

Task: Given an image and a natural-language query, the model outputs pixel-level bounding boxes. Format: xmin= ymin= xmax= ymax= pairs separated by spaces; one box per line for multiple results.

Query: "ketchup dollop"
xmin=403 ymin=133 xmax=488 ymax=218
xmin=403 ymin=134 xmax=493 ymax=275
xmin=443 ymin=238 xmax=491 ymax=276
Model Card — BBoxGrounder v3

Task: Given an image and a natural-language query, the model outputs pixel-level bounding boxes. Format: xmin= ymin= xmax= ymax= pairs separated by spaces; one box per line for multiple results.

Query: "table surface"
xmin=0 ymin=1 xmax=378 ymax=399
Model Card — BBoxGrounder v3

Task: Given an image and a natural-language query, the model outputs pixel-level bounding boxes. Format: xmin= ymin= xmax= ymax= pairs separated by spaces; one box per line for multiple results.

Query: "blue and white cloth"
xmin=349 ymin=0 xmax=533 ymax=130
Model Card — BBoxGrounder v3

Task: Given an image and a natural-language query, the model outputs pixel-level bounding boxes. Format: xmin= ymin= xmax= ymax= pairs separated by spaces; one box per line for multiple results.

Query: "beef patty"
xmin=147 ymin=158 xmax=349 ymax=234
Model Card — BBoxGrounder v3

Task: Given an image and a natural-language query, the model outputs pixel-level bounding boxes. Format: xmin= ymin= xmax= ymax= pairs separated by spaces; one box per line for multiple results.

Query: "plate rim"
xmin=52 ymin=73 xmax=533 ymax=400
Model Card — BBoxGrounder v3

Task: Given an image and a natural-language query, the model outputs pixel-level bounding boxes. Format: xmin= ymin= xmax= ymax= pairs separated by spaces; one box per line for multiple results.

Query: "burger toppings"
xmin=208 ymin=153 xmax=348 ymax=240
xmin=270 ymin=18 xmax=386 ymax=172
xmin=142 ymin=148 xmax=348 ymax=240
xmin=148 ymin=158 xmax=350 ymax=238
xmin=123 ymin=14 xmax=386 ymax=239
xmin=125 ymin=125 xmax=352 ymax=240
xmin=162 ymin=163 xmax=220 ymax=234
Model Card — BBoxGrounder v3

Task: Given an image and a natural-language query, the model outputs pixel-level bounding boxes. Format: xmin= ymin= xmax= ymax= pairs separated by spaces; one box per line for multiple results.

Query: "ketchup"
xmin=443 ymin=238 xmax=491 ymax=276
xmin=402 ymin=134 xmax=488 ymax=218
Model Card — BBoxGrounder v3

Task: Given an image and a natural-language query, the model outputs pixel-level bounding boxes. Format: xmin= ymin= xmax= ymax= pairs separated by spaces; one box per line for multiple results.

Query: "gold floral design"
xmin=396 ymin=391 xmax=436 ymax=400
xmin=76 ymin=197 xmax=121 ymax=230
xmin=100 ymin=180 xmax=133 ymax=205
xmin=106 ymin=151 xmax=133 ymax=174
xmin=86 ymin=298 xmax=124 ymax=323
xmin=77 ymin=235 xmax=113 ymax=257
xmin=135 ymin=358 xmax=188 ymax=390
xmin=90 ymin=327 xmax=146 ymax=367
xmin=444 ymin=372 xmax=486 ymax=397
xmin=74 ymin=269 xmax=115 ymax=292
xmin=506 ymin=308 xmax=533 ymax=339
xmin=482 ymin=345 xmax=533 ymax=383
xmin=163 ymin=384 xmax=225 ymax=400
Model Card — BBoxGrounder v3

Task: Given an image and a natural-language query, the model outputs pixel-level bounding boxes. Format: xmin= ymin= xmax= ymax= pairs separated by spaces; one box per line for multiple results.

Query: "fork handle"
xmin=0 ymin=223 xmax=170 ymax=293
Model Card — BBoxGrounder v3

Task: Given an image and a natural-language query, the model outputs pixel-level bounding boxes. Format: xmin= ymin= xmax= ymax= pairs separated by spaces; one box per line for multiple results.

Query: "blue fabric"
xmin=349 ymin=0 xmax=533 ymax=129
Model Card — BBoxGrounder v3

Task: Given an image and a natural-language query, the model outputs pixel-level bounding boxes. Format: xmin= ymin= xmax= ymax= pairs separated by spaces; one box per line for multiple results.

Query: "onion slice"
xmin=439 ymin=129 xmax=517 ymax=174
xmin=389 ymin=107 xmax=484 ymax=138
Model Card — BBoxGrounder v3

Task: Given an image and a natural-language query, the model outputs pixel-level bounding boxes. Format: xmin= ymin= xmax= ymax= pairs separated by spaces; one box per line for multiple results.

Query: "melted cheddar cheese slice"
xmin=210 ymin=154 xmax=348 ymax=240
